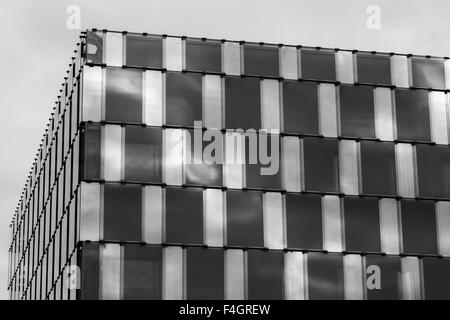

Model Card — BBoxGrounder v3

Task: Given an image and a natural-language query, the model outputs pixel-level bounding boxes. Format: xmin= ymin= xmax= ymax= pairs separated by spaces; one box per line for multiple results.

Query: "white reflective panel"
xmin=163 ymin=246 xmax=183 ymax=300
xmin=284 ymin=251 xmax=305 ymax=300
xmin=143 ymin=186 xmax=163 ymax=244
xmin=204 ymin=189 xmax=224 ymax=247
xmin=401 ymin=257 xmax=421 ymax=300
xmin=103 ymin=125 xmax=122 ymax=181
xmin=280 ymin=46 xmax=298 ymax=80
xmin=374 ymin=87 xmax=394 ymax=141
xmin=203 ymin=75 xmax=222 ymax=130
xmin=318 ymin=83 xmax=338 ymax=137
xmin=104 ymin=32 xmax=123 ymax=67
xmin=261 ymin=79 xmax=280 ymax=132
xmin=225 ymin=249 xmax=245 ymax=300
xmin=322 ymin=195 xmax=343 ymax=252
xmin=223 ymin=42 xmax=241 ymax=75
xmin=263 ymin=192 xmax=284 ymax=250
xmin=379 ymin=198 xmax=400 ymax=254
xmin=445 ymin=59 xmax=450 ymax=90
xmin=395 ymin=143 xmax=415 ymax=198
xmin=224 ymin=131 xmax=244 ymax=189
xmin=163 ymin=129 xmax=184 ymax=186
xmin=336 ymin=51 xmax=354 ymax=84
xmin=164 ymin=37 xmax=182 ymax=71
xmin=429 ymin=91 xmax=448 ymax=145
xmin=79 ymin=182 xmax=100 ymax=241
xmin=82 ymin=66 xmax=102 ymax=122
xmin=436 ymin=201 xmax=450 ymax=257
xmin=282 ymin=136 xmax=301 ymax=192
xmin=391 ymin=55 xmax=410 ymax=88
xmin=144 ymin=70 xmax=163 ymax=126
xmin=339 ymin=140 xmax=359 ymax=195
xmin=344 ymin=254 xmax=364 ymax=300
xmin=100 ymin=243 xmax=121 ymax=300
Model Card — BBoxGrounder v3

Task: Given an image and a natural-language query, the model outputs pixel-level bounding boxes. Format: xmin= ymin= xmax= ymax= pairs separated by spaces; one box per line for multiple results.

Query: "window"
xmin=282 ymin=81 xmax=319 ymax=135
xmin=243 ymin=44 xmax=279 ymax=77
xmin=105 ymin=68 xmax=143 ymax=123
xmin=86 ymin=30 xmax=103 ymax=64
xmin=82 ymin=123 xmax=101 ymax=180
xmin=339 ymin=85 xmax=375 ymax=138
xmin=401 ymin=200 xmax=438 ymax=255
xmin=343 ymin=197 xmax=381 ymax=252
xmin=301 ymin=48 xmax=336 ymax=81
xmin=356 ymin=53 xmax=391 ymax=85
xmin=411 ymin=57 xmax=446 ymax=89
xmin=165 ymin=72 xmax=202 ymax=127
xmin=103 ymin=184 xmax=142 ymax=241
xmin=165 ymin=187 xmax=203 ymax=245
xmin=226 ymin=190 xmax=264 ymax=247
xmin=123 ymin=245 xmax=162 ymax=300
xmin=124 ymin=126 xmax=162 ymax=183
xmin=79 ymin=242 xmax=99 ymax=300
xmin=307 ymin=252 xmax=344 ymax=300
xmin=225 ymin=77 xmax=261 ymax=130
xmin=360 ymin=141 xmax=396 ymax=196
xmin=186 ymin=247 xmax=224 ymax=300
xmin=126 ymin=34 xmax=162 ymax=68
xmin=365 ymin=255 xmax=401 ymax=300
xmin=185 ymin=39 xmax=221 ymax=73
xmin=422 ymin=257 xmax=450 ymax=299
xmin=416 ymin=144 xmax=450 ymax=199
xmin=247 ymin=250 xmax=284 ymax=299
xmin=303 ymin=137 xmax=339 ymax=193
xmin=285 ymin=194 xmax=322 ymax=250
xmin=395 ymin=89 xmax=431 ymax=142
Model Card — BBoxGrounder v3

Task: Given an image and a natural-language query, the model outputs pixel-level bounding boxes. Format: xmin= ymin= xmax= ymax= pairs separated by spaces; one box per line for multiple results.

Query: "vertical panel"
xmin=163 ymin=129 xmax=183 ymax=186
xmin=225 ymin=249 xmax=244 ymax=300
xmin=280 ymin=46 xmax=298 ymax=80
xmin=100 ymin=243 xmax=121 ymax=300
xmin=163 ymin=246 xmax=183 ymax=300
xmin=336 ymin=51 xmax=354 ymax=84
xmin=103 ymin=125 xmax=122 ymax=181
xmin=261 ymin=79 xmax=280 ymax=132
xmin=223 ymin=42 xmax=241 ymax=75
xmin=82 ymin=66 xmax=102 ymax=122
xmin=143 ymin=186 xmax=162 ymax=244
xmin=429 ymin=91 xmax=448 ymax=145
xmin=284 ymin=251 xmax=305 ymax=300
xmin=203 ymin=74 xmax=222 ymax=130
xmin=395 ymin=143 xmax=415 ymax=198
xmin=445 ymin=59 xmax=450 ymax=90
xmin=374 ymin=87 xmax=394 ymax=141
xmin=79 ymin=182 xmax=100 ymax=241
xmin=263 ymin=192 xmax=283 ymax=250
xmin=379 ymin=198 xmax=400 ymax=254
xmin=339 ymin=140 xmax=358 ymax=195
xmin=344 ymin=254 xmax=364 ymax=300
xmin=318 ymin=83 xmax=338 ymax=137
xmin=164 ymin=37 xmax=182 ymax=71
xmin=105 ymin=32 xmax=123 ymax=67
xmin=436 ymin=201 xmax=450 ymax=257
xmin=391 ymin=55 xmax=410 ymax=88
xmin=224 ymin=132 xmax=244 ymax=188
xmin=401 ymin=257 xmax=421 ymax=300
xmin=204 ymin=189 xmax=224 ymax=247
xmin=144 ymin=70 xmax=163 ymax=126
xmin=322 ymin=195 xmax=343 ymax=252
xmin=282 ymin=136 xmax=301 ymax=192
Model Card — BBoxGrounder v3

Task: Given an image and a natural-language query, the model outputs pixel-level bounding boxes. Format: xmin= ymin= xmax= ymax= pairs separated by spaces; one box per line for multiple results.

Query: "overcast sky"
xmin=0 ymin=0 xmax=449 ymax=300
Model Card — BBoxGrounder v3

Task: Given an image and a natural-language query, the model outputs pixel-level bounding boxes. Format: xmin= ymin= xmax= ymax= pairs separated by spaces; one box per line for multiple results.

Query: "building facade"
xmin=7 ymin=29 xmax=450 ymax=300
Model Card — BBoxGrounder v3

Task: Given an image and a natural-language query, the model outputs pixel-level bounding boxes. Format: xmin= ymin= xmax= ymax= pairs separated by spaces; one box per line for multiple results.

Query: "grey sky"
xmin=0 ymin=0 xmax=449 ymax=299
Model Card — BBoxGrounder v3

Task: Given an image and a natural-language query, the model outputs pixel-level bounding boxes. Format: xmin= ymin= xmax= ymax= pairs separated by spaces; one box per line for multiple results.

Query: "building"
xmin=7 ymin=28 xmax=450 ymax=300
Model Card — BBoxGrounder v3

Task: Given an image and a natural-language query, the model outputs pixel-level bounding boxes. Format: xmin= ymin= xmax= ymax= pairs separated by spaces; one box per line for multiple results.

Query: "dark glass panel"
xmin=243 ymin=44 xmax=279 ymax=77
xmin=301 ymin=48 xmax=336 ymax=81
xmin=365 ymin=255 xmax=401 ymax=300
xmin=422 ymin=257 xmax=450 ymax=300
xmin=86 ymin=30 xmax=103 ymax=64
xmin=79 ymin=242 xmax=99 ymax=300
xmin=307 ymin=252 xmax=344 ymax=300
xmin=82 ymin=123 xmax=101 ymax=180
xmin=356 ymin=53 xmax=391 ymax=85
xmin=411 ymin=57 xmax=445 ymax=89
xmin=186 ymin=39 xmax=221 ymax=73
xmin=247 ymin=250 xmax=284 ymax=299
xmin=125 ymin=35 xmax=163 ymax=69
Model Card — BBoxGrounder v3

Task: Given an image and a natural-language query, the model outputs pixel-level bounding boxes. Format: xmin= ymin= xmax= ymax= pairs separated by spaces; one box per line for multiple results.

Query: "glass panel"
xmin=186 ymin=247 xmax=224 ymax=300
xmin=339 ymin=140 xmax=358 ymax=195
xmin=204 ymin=189 xmax=224 ymax=247
xmin=282 ymin=81 xmax=319 ymax=135
xmin=86 ymin=30 xmax=103 ymax=64
xmin=79 ymin=182 xmax=100 ymax=241
xmin=401 ymin=257 xmax=421 ymax=300
xmin=303 ymin=137 xmax=339 ymax=193
xmin=105 ymin=68 xmax=143 ymax=123
xmin=82 ymin=66 xmax=102 ymax=122
xmin=395 ymin=89 xmax=431 ymax=142
xmin=103 ymin=184 xmax=142 ymax=241
xmin=436 ymin=201 xmax=450 ymax=256
xmin=163 ymin=246 xmax=183 ymax=300
xmin=164 ymin=37 xmax=182 ymax=71
xmin=203 ymin=74 xmax=222 ymax=130
xmin=374 ymin=87 xmax=394 ymax=141
xmin=391 ymin=55 xmax=409 ymax=88
xmin=82 ymin=123 xmax=101 ymax=180
xmin=223 ymin=132 xmax=244 ymax=189
xmin=343 ymin=254 xmax=364 ymax=300
xmin=243 ymin=44 xmax=279 ymax=77
xmin=282 ymin=136 xmax=301 ymax=192
xmin=163 ymin=128 xmax=183 ymax=186
xmin=226 ymin=190 xmax=263 ymax=247
xmin=165 ymin=187 xmax=203 ymax=245
xmin=103 ymin=125 xmax=122 ymax=181
xmin=125 ymin=34 xmax=163 ymax=68
xmin=307 ymin=252 xmax=344 ymax=300
xmin=322 ymin=195 xmax=343 ymax=252
xmin=165 ymin=72 xmax=202 ymax=127
xmin=422 ymin=257 xmax=450 ymax=300
xmin=300 ymin=48 xmax=336 ymax=81
xmin=285 ymin=194 xmax=322 ymax=250
xmin=124 ymin=126 xmax=162 ymax=183
xmin=222 ymin=42 xmax=240 ymax=75
xmin=365 ymin=255 xmax=401 ymax=300
xmin=411 ymin=57 xmax=445 ymax=89
xmin=144 ymin=70 xmax=163 ymax=126
xmin=429 ymin=91 xmax=448 ymax=145
xmin=343 ymin=197 xmax=381 ymax=252
xmin=339 ymin=85 xmax=375 ymax=138
xmin=185 ymin=38 xmax=221 ymax=73
xmin=280 ymin=46 xmax=298 ymax=80
xmin=225 ymin=249 xmax=244 ymax=300
xmin=318 ymin=83 xmax=338 ymax=137
xmin=284 ymin=251 xmax=306 ymax=300
xmin=261 ymin=79 xmax=280 ymax=131
xmin=400 ymin=200 xmax=438 ymax=255
xmin=395 ymin=143 xmax=415 ymax=198
xmin=360 ymin=141 xmax=396 ymax=196
xmin=105 ymin=32 xmax=123 ymax=67
xmin=100 ymin=243 xmax=121 ymax=300
xmin=356 ymin=53 xmax=391 ymax=85
xmin=143 ymin=186 xmax=163 ymax=244
xmin=379 ymin=198 xmax=400 ymax=255
xmin=247 ymin=250 xmax=284 ymax=299
xmin=79 ymin=242 xmax=99 ymax=300
xmin=263 ymin=192 xmax=283 ymax=250
xmin=123 ymin=244 xmax=162 ymax=300
xmin=336 ymin=51 xmax=354 ymax=84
